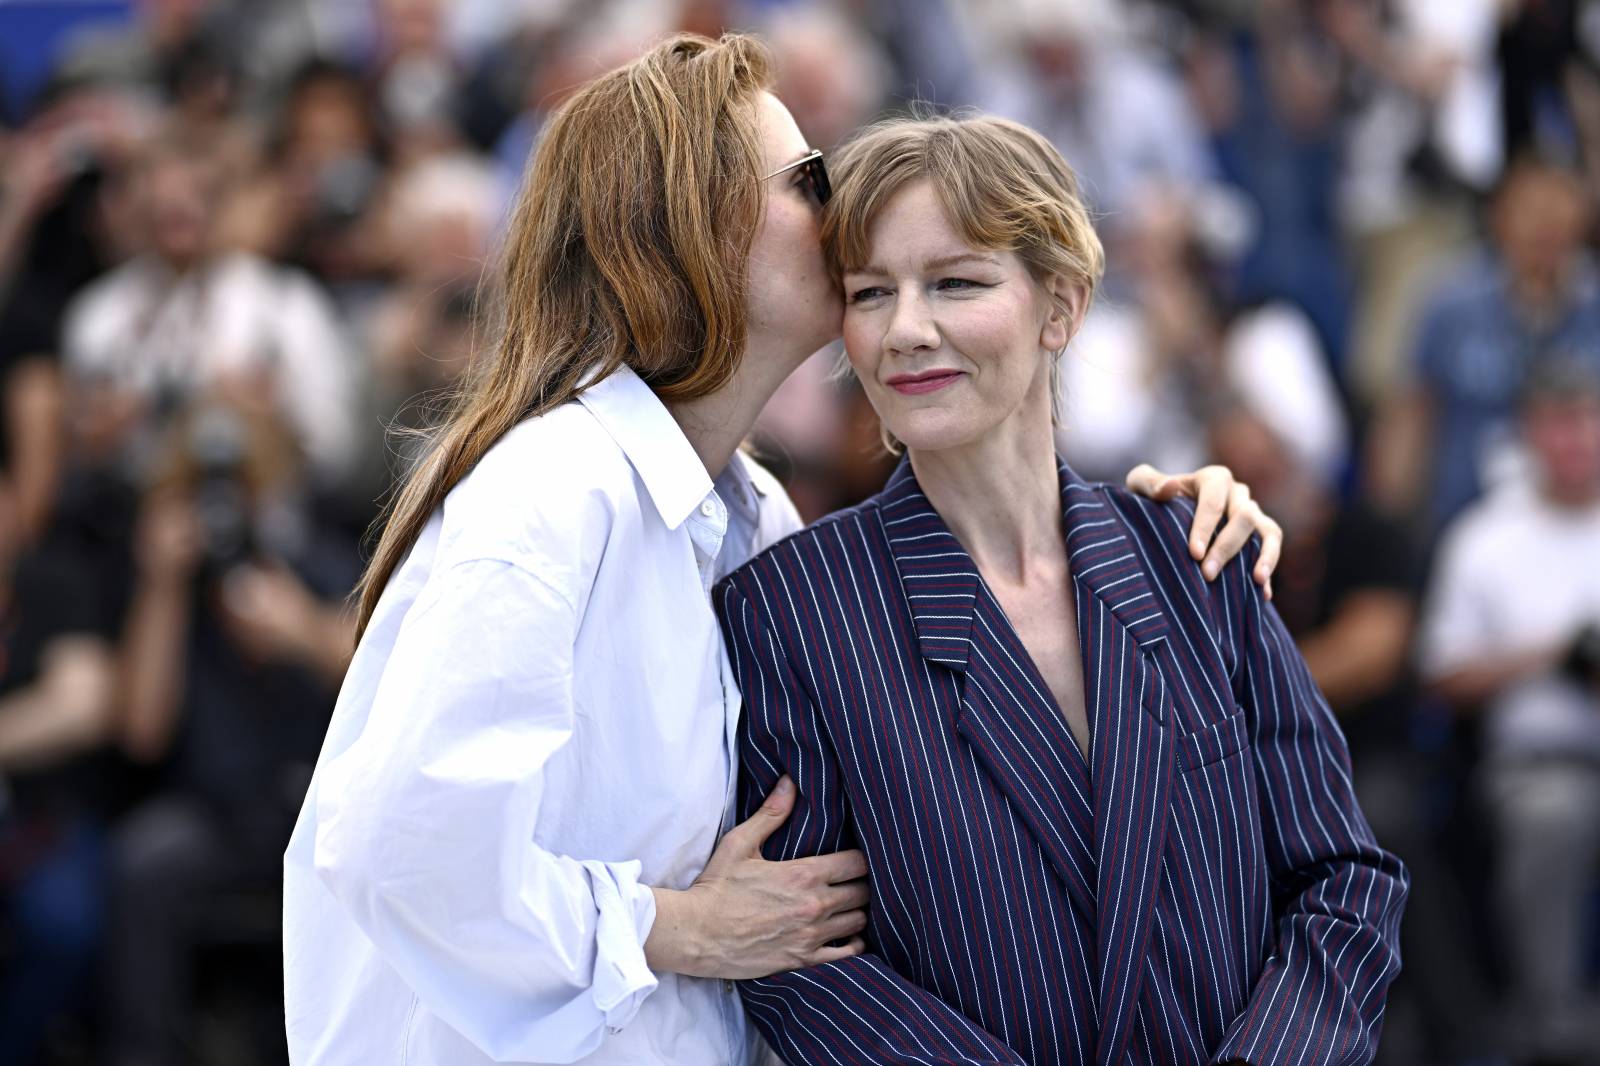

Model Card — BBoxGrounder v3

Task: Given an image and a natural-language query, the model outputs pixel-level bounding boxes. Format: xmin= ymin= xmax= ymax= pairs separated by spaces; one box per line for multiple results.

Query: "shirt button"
xmin=700 ymin=500 xmax=716 ymax=518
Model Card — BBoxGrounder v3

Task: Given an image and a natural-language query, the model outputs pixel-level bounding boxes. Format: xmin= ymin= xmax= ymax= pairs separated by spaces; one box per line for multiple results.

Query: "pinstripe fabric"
xmin=714 ymin=460 xmax=1407 ymax=1066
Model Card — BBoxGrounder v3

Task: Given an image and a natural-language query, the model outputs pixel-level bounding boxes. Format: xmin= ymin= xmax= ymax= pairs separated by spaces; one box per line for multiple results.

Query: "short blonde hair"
xmin=824 ymin=112 xmax=1104 ymax=306
xmin=822 ymin=114 xmax=1105 ymax=442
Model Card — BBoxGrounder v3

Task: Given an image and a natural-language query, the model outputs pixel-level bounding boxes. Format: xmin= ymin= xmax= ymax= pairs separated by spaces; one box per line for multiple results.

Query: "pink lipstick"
xmin=886 ymin=370 xmax=964 ymax=395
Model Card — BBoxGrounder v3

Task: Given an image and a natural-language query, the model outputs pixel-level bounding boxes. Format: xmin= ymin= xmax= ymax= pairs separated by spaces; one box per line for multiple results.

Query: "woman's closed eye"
xmin=848 ymin=278 xmax=989 ymax=304
xmin=847 ymin=285 xmax=890 ymax=304
xmin=934 ymin=277 xmax=988 ymax=294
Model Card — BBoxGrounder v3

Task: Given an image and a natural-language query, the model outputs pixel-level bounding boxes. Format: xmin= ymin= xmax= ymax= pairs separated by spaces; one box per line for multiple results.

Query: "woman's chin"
xmin=885 ymin=414 xmax=983 ymax=456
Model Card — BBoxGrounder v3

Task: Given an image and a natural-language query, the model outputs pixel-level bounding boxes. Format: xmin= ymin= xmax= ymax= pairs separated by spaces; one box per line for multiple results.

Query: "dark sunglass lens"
xmin=807 ymin=157 xmax=832 ymax=206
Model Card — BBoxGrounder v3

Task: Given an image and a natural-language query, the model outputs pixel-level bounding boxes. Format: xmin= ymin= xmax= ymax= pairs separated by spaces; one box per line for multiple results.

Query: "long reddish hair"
xmin=353 ymin=33 xmax=773 ymax=638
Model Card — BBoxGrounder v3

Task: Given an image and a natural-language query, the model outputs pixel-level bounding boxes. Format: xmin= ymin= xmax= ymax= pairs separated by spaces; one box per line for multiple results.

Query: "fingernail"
xmin=1203 ymin=561 xmax=1218 ymax=580
xmin=775 ymin=777 xmax=794 ymax=797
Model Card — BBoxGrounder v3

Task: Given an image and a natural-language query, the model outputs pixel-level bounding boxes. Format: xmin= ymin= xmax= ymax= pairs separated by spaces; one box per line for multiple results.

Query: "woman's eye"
xmin=848 ymin=286 xmax=888 ymax=304
xmin=935 ymin=277 xmax=983 ymax=292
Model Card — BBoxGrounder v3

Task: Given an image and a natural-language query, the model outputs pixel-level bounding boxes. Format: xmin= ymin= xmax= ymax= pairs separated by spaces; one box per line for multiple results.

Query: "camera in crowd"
xmin=185 ymin=405 xmax=258 ymax=580
xmin=146 ymin=391 xmax=307 ymax=584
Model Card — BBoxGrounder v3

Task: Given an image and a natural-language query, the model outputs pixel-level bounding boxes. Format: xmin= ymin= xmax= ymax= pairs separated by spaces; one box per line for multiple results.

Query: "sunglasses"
xmin=765 ymin=148 xmax=831 ymax=207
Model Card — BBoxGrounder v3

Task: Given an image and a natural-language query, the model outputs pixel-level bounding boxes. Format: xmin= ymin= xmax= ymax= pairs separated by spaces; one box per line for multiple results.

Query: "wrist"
xmin=643 ymin=886 xmax=712 ymax=977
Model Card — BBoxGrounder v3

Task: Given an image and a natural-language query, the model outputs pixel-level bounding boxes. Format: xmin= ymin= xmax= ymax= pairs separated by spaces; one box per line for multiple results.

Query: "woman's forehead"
xmin=852 ymin=182 xmax=995 ymax=272
xmin=757 ymin=91 xmax=809 ymax=166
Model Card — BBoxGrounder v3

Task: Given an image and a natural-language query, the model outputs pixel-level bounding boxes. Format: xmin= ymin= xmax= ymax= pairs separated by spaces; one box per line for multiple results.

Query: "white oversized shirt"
xmin=283 ymin=365 xmax=802 ymax=1064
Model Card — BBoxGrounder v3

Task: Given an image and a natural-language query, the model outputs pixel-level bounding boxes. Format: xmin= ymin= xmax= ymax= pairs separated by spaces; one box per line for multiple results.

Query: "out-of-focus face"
xmin=1525 ymin=390 xmax=1600 ymax=500
xmin=287 ymin=79 xmax=375 ymax=169
xmin=770 ymin=25 xmax=879 ymax=153
xmin=1493 ymin=167 xmax=1591 ymax=284
xmin=1209 ymin=409 xmax=1294 ymax=512
xmin=375 ymin=0 xmax=447 ymax=57
xmin=142 ymin=155 xmax=220 ymax=266
xmin=746 ymin=92 xmax=841 ymax=366
xmin=841 ymin=180 xmax=1071 ymax=454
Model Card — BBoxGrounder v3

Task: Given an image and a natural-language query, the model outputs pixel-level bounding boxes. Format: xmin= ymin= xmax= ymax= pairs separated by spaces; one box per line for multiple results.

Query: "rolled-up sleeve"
xmin=313 ymin=556 xmax=657 ymax=1063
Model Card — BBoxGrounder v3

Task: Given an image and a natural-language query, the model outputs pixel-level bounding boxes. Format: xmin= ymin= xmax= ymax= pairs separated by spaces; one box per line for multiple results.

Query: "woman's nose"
xmin=884 ymin=292 xmax=938 ymax=356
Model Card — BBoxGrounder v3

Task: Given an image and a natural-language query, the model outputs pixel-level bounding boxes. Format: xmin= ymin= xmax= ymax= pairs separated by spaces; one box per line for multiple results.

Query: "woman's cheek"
xmin=841 ymin=313 xmax=878 ymax=377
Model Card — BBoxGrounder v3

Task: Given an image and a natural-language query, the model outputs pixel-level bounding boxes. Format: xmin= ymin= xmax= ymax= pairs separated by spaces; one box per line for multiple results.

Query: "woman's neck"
xmin=909 ymin=415 xmax=1064 ymax=583
xmin=666 ymin=335 xmax=810 ymax=480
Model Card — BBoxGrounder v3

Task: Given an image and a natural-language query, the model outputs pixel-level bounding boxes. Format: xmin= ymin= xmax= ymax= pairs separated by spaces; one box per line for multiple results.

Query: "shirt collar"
xmin=715 ymin=452 xmax=766 ymax=526
xmin=577 ymin=365 xmax=713 ymax=530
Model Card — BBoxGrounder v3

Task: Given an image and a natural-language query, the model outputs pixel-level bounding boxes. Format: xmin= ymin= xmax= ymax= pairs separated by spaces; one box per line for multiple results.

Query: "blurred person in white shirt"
xmin=1419 ymin=359 xmax=1600 ymax=1064
xmin=60 ymin=130 xmax=358 ymax=487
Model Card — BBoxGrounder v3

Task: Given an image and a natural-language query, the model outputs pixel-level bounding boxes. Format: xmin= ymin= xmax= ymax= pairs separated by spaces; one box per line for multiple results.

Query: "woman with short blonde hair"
xmin=719 ymin=113 xmax=1404 ymax=1066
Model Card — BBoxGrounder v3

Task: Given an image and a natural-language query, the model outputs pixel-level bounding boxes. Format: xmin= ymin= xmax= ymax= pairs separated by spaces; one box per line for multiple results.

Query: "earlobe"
xmin=1041 ymin=310 xmax=1070 ymax=352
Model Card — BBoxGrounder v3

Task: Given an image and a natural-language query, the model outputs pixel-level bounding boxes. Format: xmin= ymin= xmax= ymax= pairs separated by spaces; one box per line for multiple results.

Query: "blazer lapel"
xmin=1059 ymin=471 xmax=1178 ymax=1066
xmin=880 ymin=460 xmax=1180 ymax=1065
xmin=877 ymin=460 xmax=980 ymax=669
xmin=878 ymin=460 xmax=1098 ymax=924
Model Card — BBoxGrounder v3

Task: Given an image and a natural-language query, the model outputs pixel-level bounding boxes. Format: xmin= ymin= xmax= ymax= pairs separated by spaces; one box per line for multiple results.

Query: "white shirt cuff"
xmin=584 ymin=859 xmax=659 ymax=1031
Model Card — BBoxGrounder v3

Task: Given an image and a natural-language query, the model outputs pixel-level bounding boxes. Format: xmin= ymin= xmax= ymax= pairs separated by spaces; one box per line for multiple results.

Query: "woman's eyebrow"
xmin=844 ymin=252 xmax=992 ymax=275
xmin=925 ymin=253 xmax=1000 ymax=270
xmin=847 ymin=253 xmax=1000 ymax=276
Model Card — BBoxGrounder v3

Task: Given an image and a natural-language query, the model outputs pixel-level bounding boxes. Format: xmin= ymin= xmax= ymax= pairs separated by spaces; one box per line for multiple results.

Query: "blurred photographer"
xmin=61 ymin=128 xmax=359 ymax=488
xmin=1419 ymin=359 xmax=1600 ymax=1064
xmin=106 ymin=393 xmax=357 ymax=1066
xmin=221 ymin=58 xmax=390 ymax=292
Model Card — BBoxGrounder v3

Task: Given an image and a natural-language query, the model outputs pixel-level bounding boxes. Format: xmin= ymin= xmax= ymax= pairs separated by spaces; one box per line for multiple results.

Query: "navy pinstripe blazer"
xmin=714 ymin=460 xmax=1407 ymax=1066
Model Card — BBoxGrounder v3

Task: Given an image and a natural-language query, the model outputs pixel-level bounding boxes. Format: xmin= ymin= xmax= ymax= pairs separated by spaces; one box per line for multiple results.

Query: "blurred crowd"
xmin=1 ymin=0 xmax=1599 ymax=1064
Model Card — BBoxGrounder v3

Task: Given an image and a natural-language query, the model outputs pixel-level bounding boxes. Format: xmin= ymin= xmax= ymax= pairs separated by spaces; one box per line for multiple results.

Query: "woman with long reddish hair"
xmin=281 ymin=33 xmax=1281 ymax=1066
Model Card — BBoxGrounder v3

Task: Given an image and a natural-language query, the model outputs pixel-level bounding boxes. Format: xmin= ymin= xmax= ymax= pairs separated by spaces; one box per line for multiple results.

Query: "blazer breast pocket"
xmin=1177 ymin=709 xmax=1249 ymax=773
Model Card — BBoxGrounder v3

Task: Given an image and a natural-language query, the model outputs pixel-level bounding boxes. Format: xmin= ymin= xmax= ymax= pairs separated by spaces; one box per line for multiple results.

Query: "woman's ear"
xmin=1040 ymin=275 xmax=1089 ymax=352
